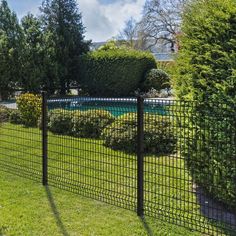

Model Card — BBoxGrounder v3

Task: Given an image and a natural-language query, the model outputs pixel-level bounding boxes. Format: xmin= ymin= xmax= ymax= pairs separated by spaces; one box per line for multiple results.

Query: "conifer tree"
xmin=21 ymin=14 xmax=45 ymax=93
xmin=174 ymin=0 xmax=236 ymax=209
xmin=41 ymin=0 xmax=90 ymax=95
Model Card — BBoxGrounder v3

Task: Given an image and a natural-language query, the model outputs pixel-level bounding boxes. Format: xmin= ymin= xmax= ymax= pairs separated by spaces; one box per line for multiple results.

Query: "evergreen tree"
xmin=174 ymin=0 xmax=236 ymax=209
xmin=21 ymin=14 xmax=45 ymax=93
xmin=174 ymin=0 xmax=236 ymax=103
xmin=40 ymin=0 xmax=90 ymax=95
xmin=0 ymin=0 xmax=24 ymax=100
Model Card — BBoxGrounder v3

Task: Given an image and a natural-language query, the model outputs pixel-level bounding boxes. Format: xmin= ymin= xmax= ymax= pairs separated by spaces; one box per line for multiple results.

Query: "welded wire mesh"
xmin=0 ymin=104 xmax=42 ymax=181
xmin=143 ymin=99 xmax=236 ymax=235
xmin=47 ymin=97 xmax=138 ymax=210
xmin=0 ymin=96 xmax=235 ymax=235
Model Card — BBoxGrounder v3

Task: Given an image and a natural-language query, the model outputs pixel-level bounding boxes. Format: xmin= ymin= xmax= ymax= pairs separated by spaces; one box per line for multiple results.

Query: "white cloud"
xmin=78 ymin=0 xmax=145 ymax=42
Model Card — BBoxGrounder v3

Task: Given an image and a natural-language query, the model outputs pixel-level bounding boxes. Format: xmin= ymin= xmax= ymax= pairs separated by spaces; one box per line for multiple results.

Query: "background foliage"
xmin=0 ymin=0 xmax=89 ymax=99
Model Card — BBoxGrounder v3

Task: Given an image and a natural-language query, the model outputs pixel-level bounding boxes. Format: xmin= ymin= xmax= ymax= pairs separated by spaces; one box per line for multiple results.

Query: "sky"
xmin=7 ymin=0 xmax=145 ymax=42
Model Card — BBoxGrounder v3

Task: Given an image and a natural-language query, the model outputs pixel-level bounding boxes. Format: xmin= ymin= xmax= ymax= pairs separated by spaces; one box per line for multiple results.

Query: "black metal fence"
xmin=0 ymin=94 xmax=236 ymax=235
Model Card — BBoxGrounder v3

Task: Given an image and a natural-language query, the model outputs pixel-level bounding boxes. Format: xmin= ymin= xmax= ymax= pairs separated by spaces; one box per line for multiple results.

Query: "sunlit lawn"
xmin=0 ymin=123 xmax=229 ymax=235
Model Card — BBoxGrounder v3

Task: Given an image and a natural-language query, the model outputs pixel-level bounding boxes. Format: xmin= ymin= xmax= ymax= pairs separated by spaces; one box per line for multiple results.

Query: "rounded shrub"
xmin=16 ymin=93 xmax=41 ymax=127
xmin=9 ymin=109 xmax=22 ymax=124
xmin=79 ymin=49 xmax=157 ymax=97
xmin=143 ymin=69 xmax=170 ymax=92
xmin=0 ymin=105 xmax=11 ymax=122
xmin=48 ymin=109 xmax=74 ymax=135
xmin=102 ymin=113 xmax=176 ymax=154
xmin=72 ymin=110 xmax=115 ymax=138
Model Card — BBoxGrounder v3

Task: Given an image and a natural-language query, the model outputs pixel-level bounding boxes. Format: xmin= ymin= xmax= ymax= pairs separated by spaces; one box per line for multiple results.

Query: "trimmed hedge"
xmin=102 ymin=113 xmax=176 ymax=154
xmin=174 ymin=0 xmax=236 ymax=209
xmin=79 ymin=49 xmax=157 ymax=97
xmin=72 ymin=110 xmax=115 ymax=138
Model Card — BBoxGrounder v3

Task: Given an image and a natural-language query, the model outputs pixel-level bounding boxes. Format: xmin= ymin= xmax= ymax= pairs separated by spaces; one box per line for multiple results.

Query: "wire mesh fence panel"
xmin=143 ymin=99 xmax=236 ymax=235
xmin=1 ymin=95 xmax=236 ymax=235
xmin=46 ymin=97 xmax=138 ymax=210
xmin=0 ymin=103 xmax=42 ymax=182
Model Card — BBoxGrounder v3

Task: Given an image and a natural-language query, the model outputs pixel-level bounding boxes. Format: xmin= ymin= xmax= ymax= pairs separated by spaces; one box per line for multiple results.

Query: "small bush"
xmin=79 ymin=49 xmax=156 ymax=97
xmin=0 ymin=105 xmax=11 ymax=122
xmin=16 ymin=93 xmax=41 ymax=127
xmin=142 ymin=69 xmax=170 ymax=92
xmin=9 ymin=109 xmax=22 ymax=124
xmin=48 ymin=109 xmax=74 ymax=135
xmin=72 ymin=110 xmax=115 ymax=138
xmin=102 ymin=113 xmax=176 ymax=154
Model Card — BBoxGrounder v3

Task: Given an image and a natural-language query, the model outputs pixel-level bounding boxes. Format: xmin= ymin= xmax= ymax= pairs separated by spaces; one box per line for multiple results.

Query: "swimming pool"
xmin=48 ymin=97 xmax=171 ymax=116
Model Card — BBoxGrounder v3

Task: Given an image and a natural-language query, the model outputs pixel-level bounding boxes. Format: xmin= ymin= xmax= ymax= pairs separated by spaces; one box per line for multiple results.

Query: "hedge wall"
xmin=174 ymin=0 xmax=236 ymax=209
xmin=78 ymin=49 xmax=157 ymax=97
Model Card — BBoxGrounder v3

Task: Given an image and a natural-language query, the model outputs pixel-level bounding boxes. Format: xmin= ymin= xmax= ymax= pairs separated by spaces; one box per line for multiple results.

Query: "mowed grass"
xmin=0 ymin=171 xmax=203 ymax=236
xmin=0 ymin=123 xmax=228 ymax=235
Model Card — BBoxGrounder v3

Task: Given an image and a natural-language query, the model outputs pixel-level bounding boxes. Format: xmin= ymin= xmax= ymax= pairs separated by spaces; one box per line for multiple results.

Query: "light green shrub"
xmin=16 ymin=93 xmax=41 ymax=127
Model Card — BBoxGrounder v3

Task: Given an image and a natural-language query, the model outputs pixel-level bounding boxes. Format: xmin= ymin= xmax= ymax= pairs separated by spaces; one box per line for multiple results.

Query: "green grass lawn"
xmin=0 ymin=170 xmax=200 ymax=236
xmin=0 ymin=123 xmax=230 ymax=235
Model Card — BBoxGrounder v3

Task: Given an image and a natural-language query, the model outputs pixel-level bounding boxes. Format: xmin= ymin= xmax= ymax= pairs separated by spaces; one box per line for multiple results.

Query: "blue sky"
xmin=7 ymin=0 xmax=145 ymax=42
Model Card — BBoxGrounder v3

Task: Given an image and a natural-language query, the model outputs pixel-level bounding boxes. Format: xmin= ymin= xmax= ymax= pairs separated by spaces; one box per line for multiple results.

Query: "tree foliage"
xmin=0 ymin=0 xmax=24 ymax=100
xmin=0 ymin=0 xmax=90 ymax=99
xmin=174 ymin=0 xmax=236 ymax=209
xmin=118 ymin=0 xmax=188 ymax=52
xmin=21 ymin=14 xmax=45 ymax=93
xmin=40 ymin=0 xmax=90 ymax=95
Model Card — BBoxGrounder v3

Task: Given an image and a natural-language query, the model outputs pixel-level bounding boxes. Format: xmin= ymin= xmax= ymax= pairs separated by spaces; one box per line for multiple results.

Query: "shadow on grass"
xmin=139 ymin=216 xmax=154 ymax=236
xmin=45 ymin=186 xmax=70 ymax=236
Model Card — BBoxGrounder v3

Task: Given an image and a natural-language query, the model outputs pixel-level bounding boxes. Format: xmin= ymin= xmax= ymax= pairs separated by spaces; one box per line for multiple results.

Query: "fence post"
xmin=137 ymin=96 xmax=144 ymax=217
xmin=42 ymin=91 xmax=48 ymax=186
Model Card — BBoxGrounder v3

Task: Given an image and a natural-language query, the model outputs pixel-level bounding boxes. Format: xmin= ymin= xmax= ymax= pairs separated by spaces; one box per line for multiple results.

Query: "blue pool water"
xmin=48 ymin=98 xmax=168 ymax=116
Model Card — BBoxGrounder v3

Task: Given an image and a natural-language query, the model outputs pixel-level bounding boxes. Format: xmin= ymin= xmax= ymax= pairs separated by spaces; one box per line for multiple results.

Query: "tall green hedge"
xmin=78 ymin=49 xmax=156 ymax=97
xmin=174 ymin=0 xmax=236 ymax=209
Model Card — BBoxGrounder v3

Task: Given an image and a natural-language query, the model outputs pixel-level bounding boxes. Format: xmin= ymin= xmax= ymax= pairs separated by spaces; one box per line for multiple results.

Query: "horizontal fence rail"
xmin=0 ymin=95 xmax=236 ymax=235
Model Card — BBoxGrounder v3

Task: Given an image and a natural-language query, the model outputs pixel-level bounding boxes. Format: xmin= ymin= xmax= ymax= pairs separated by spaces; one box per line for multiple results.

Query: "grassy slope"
xmin=0 ymin=123 xmax=226 ymax=235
